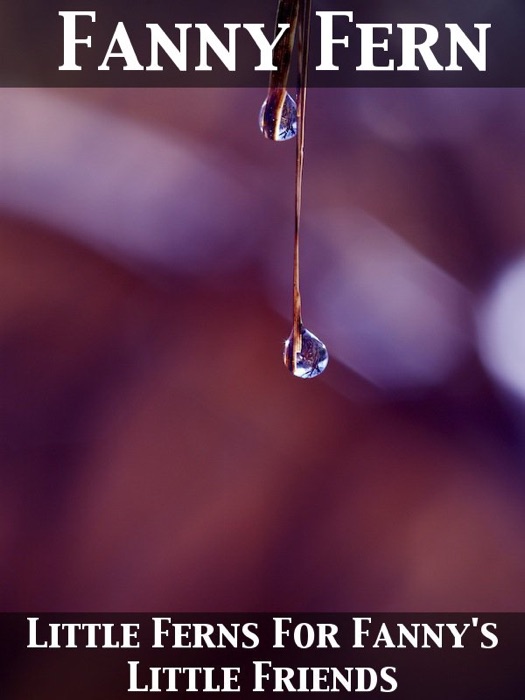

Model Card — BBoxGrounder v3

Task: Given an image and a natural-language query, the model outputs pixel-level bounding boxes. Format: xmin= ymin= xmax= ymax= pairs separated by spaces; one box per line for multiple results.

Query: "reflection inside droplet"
xmin=284 ymin=325 xmax=329 ymax=379
xmin=259 ymin=90 xmax=298 ymax=142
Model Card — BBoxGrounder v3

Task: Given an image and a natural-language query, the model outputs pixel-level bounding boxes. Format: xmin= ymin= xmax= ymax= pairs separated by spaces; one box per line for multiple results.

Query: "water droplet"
xmin=284 ymin=326 xmax=329 ymax=379
xmin=259 ymin=90 xmax=298 ymax=142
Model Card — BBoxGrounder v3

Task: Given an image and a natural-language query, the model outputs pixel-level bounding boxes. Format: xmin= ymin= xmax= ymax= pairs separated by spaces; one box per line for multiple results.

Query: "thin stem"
xmin=292 ymin=0 xmax=311 ymax=365
xmin=269 ymin=0 xmax=300 ymax=92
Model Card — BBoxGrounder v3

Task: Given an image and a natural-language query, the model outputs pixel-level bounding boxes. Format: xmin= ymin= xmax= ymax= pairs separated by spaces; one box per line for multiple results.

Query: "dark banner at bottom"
xmin=0 ymin=614 xmax=523 ymax=698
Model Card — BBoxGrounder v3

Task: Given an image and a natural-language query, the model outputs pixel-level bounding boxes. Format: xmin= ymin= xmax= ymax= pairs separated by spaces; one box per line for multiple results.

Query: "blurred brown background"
xmin=0 ymin=87 xmax=525 ymax=614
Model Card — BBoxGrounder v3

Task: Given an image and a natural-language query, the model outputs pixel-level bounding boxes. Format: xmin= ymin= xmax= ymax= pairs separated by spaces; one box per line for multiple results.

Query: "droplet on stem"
xmin=259 ymin=90 xmax=298 ymax=142
xmin=284 ymin=325 xmax=329 ymax=379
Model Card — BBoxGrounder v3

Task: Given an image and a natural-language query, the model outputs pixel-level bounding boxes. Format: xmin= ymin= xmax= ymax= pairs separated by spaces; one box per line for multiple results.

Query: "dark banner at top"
xmin=0 ymin=0 xmax=524 ymax=87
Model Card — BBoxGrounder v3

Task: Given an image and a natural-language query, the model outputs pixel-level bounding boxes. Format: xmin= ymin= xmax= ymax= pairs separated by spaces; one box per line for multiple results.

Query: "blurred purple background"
xmin=0 ymin=87 xmax=525 ymax=615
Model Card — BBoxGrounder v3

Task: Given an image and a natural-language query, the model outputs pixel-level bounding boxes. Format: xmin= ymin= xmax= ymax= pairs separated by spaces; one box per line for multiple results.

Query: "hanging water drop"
xmin=284 ymin=325 xmax=329 ymax=379
xmin=259 ymin=89 xmax=298 ymax=142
